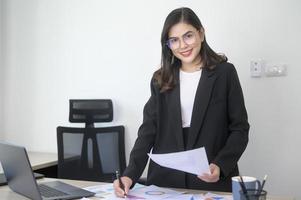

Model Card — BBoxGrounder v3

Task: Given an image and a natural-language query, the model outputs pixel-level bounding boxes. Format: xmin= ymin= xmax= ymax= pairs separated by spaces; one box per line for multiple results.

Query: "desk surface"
xmin=26 ymin=151 xmax=58 ymax=170
xmin=0 ymin=151 xmax=57 ymax=173
xmin=0 ymin=178 xmax=295 ymax=200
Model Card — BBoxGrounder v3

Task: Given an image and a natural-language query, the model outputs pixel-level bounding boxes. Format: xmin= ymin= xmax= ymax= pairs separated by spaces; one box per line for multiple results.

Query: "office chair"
xmin=57 ymin=99 xmax=126 ymax=182
xmin=69 ymin=99 xmax=113 ymax=128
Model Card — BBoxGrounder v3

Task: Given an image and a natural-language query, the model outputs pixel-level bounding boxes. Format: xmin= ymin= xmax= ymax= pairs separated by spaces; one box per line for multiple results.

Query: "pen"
xmin=239 ymin=175 xmax=249 ymax=200
xmin=258 ymin=174 xmax=267 ymax=195
xmin=116 ymin=170 xmax=127 ymax=198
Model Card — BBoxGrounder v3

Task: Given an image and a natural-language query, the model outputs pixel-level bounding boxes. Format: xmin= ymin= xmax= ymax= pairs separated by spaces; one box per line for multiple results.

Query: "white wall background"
xmin=1 ymin=0 xmax=300 ymax=198
xmin=0 ymin=0 xmax=4 ymax=140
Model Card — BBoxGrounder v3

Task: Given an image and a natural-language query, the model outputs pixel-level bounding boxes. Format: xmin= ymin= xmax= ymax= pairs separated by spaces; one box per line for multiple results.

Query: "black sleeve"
xmin=122 ymin=79 xmax=158 ymax=183
xmin=213 ymin=64 xmax=250 ymax=177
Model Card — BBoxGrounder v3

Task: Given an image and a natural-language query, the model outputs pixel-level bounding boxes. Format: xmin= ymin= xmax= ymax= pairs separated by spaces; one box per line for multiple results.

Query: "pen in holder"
xmin=239 ymin=175 xmax=249 ymax=200
xmin=232 ymin=176 xmax=262 ymax=200
xmin=257 ymin=175 xmax=267 ymax=196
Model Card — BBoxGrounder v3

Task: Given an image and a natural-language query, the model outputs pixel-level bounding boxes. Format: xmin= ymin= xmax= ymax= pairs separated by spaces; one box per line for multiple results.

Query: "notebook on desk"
xmin=0 ymin=142 xmax=95 ymax=200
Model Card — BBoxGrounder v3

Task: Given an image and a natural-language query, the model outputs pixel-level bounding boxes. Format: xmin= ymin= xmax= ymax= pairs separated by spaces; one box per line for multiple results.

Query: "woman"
xmin=114 ymin=7 xmax=249 ymax=196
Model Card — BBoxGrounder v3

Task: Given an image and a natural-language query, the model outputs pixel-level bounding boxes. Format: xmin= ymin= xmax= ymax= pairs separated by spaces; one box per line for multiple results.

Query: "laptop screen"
xmin=0 ymin=142 xmax=42 ymax=200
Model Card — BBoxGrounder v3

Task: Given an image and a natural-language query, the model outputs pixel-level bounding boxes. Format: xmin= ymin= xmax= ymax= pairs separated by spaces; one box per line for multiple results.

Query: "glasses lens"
xmin=167 ymin=32 xmax=197 ymax=50
xmin=167 ymin=38 xmax=179 ymax=50
xmin=183 ymin=32 xmax=196 ymax=45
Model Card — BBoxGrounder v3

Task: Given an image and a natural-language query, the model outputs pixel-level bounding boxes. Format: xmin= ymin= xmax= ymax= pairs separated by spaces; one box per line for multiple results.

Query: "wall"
xmin=1 ymin=0 xmax=301 ymax=198
xmin=0 ymin=0 xmax=3 ymax=140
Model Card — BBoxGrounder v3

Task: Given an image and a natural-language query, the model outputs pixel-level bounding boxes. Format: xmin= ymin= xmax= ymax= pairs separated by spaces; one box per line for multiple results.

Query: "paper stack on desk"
xmin=83 ymin=183 xmax=184 ymax=200
xmin=83 ymin=183 xmax=233 ymax=200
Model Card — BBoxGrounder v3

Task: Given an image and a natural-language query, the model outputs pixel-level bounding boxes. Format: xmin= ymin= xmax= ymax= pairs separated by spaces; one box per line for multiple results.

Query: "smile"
xmin=179 ymin=49 xmax=193 ymax=57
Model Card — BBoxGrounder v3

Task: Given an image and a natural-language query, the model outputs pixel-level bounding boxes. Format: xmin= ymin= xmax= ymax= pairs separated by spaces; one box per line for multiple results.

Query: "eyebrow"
xmin=169 ymin=30 xmax=194 ymax=39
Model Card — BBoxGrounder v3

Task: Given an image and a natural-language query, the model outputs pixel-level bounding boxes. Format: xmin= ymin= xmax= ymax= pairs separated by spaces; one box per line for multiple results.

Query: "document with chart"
xmin=82 ymin=183 xmax=232 ymax=200
xmin=83 ymin=184 xmax=183 ymax=200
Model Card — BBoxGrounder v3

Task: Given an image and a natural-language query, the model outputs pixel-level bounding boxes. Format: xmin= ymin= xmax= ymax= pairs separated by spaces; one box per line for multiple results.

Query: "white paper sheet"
xmin=84 ymin=184 xmax=183 ymax=200
xmin=148 ymin=147 xmax=210 ymax=175
xmin=126 ymin=184 xmax=183 ymax=200
xmin=83 ymin=183 xmax=232 ymax=200
xmin=164 ymin=194 xmax=193 ymax=200
xmin=83 ymin=183 xmax=145 ymax=199
xmin=192 ymin=192 xmax=233 ymax=200
xmin=83 ymin=183 xmax=118 ymax=199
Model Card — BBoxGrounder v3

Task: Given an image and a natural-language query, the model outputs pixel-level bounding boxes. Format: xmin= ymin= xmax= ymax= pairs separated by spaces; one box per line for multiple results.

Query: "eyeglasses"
xmin=166 ymin=31 xmax=198 ymax=50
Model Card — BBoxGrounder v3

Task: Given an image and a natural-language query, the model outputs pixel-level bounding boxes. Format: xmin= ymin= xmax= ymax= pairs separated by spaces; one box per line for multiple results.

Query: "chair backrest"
xmin=69 ymin=99 xmax=113 ymax=128
xmin=57 ymin=126 xmax=126 ymax=182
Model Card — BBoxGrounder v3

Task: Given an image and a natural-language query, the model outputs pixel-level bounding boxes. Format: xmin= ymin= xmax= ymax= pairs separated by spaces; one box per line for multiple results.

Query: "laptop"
xmin=0 ymin=142 xmax=95 ymax=200
xmin=0 ymin=172 xmax=44 ymax=186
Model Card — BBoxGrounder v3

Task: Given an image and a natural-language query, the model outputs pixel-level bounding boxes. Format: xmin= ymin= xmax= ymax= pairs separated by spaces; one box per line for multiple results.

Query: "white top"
xmin=179 ymin=69 xmax=202 ymax=128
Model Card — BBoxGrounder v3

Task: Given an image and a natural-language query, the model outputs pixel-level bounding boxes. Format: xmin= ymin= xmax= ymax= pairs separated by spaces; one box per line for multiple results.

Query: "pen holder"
xmin=239 ymin=189 xmax=267 ymax=200
xmin=232 ymin=176 xmax=261 ymax=200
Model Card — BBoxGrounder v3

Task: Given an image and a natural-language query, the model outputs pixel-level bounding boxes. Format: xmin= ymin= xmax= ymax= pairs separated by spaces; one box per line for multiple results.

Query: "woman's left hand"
xmin=197 ymin=163 xmax=220 ymax=183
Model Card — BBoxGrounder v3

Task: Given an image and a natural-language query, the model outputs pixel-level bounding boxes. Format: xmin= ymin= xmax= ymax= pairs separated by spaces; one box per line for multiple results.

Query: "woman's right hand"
xmin=113 ymin=176 xmax=133 ymax=198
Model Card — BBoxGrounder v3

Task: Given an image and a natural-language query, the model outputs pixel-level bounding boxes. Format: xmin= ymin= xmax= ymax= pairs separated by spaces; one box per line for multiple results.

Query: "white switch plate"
xmin=250 ymin=60 xmax=263 ymax=77
xmin=265 ymin=64 xmax=287 ymax=77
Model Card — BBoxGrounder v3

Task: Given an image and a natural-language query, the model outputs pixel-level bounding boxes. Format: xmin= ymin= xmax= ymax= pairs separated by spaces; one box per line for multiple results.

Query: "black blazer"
xmin=123 ymin=62 xmax=249 ymax=192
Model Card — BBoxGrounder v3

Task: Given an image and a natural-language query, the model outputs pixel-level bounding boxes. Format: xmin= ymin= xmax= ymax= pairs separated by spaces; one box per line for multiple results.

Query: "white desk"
xmin=0 ymin=151 xmax=57 ymax=173
xmin=0 ymin=178 xmax=295 ymax=200
xmin=26 ymin=151 xmax=58 ymax=170
xmin=0 ymin=152 xmax=295 ymax=200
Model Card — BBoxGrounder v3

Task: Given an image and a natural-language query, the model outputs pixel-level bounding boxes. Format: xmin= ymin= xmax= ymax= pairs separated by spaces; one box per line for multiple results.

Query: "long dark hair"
xmin=154 ymin=7 xmax=227 ymax=93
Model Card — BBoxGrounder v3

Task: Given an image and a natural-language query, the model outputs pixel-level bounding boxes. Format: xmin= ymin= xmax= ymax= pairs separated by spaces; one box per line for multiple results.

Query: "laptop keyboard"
xmin=39 ymin=184 xmax=69 ymax=198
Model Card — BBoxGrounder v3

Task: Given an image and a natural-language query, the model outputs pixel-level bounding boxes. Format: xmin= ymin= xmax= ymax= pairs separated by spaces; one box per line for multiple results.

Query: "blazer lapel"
xmin=166 ymin=70 xmax=185 ymax=151
xmin=186 ymin=68 xmax=217 ymax=149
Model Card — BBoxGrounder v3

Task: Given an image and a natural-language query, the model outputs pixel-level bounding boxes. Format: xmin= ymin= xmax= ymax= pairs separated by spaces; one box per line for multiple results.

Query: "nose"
xmin=179 ymin=38 xmax=188 ymax=49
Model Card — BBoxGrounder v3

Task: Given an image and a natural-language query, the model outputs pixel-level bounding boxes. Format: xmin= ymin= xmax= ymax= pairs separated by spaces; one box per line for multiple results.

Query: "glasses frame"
xmin=166 ymin=30 xmax=199 ymax=50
